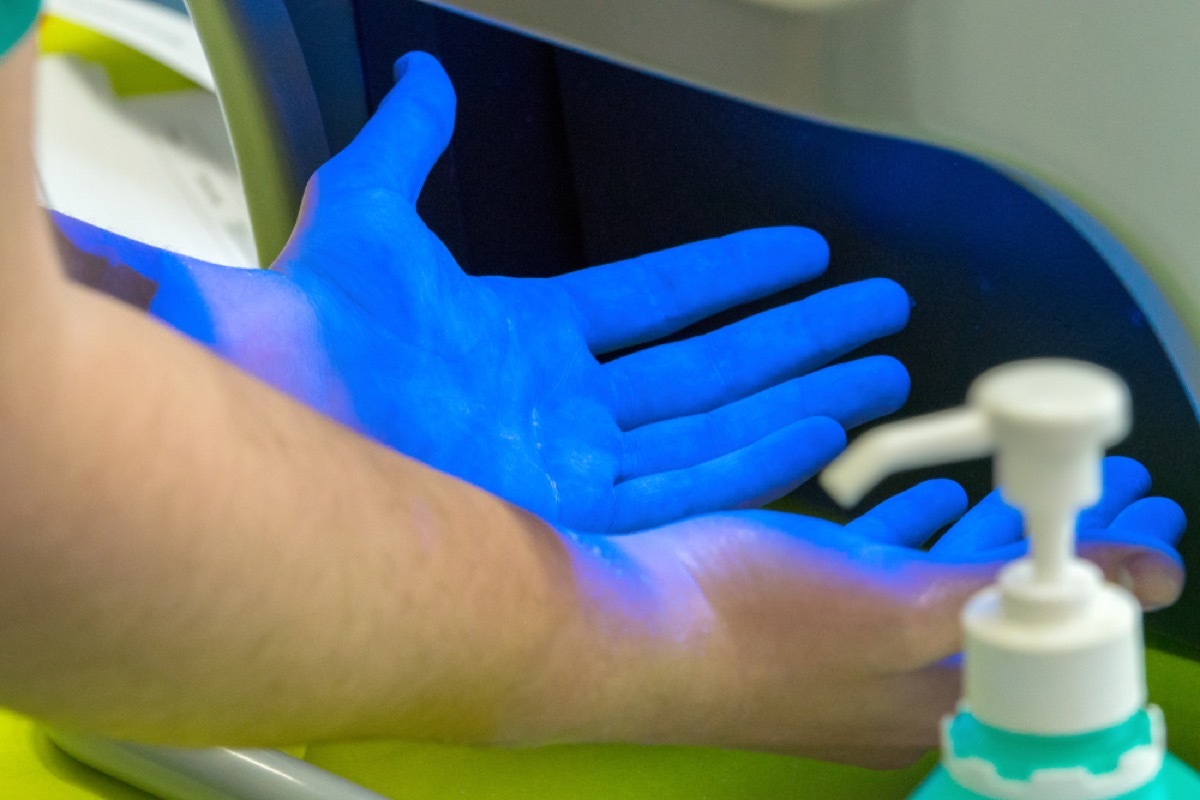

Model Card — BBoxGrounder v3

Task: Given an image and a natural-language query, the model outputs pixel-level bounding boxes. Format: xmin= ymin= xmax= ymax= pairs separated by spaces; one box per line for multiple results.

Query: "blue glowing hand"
xmin=604 ymin=455 xmax=1183 ymax=764
xmin=925 ymin=456 xmax=1184 ymax=586
xmin=160 ymin=52 xmax=911 ymax=533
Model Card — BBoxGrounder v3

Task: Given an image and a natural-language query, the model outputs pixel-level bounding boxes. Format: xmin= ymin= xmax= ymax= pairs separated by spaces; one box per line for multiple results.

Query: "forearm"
xmin=0 ymin=277 xmax=600 ymax=745
xmin=50 ymin=212 xmax=362 ymax=428
xmin=0 ymin=40 xmax=691 ymax=748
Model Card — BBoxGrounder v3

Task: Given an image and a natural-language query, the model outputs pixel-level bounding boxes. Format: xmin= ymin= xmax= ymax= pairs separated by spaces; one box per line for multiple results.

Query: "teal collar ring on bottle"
xmin=1 ymin=0 xmax=40 ymax=61
xmin=941 ymin=706 xmax=1165 ymax=800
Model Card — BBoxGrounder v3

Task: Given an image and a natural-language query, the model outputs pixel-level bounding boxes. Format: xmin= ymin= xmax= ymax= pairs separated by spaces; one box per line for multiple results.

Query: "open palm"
xmin=162 ymin=53 xmax=911 ymax=533
xmin=601 ymin=456 xmax=1184 ymax=764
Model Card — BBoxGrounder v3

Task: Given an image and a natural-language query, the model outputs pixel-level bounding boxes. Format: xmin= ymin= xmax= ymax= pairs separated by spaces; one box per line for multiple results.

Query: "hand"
xmin=152 ymin=52 xmax=911 ymax=533
xmin=560 ymin=456 xmax=1183 ymax=766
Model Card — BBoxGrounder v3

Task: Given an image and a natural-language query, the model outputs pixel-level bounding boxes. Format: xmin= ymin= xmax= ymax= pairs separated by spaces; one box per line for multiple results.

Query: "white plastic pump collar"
xmin=964 ymin=561 xmax=1145 ymax=734
xmin=820 ymin=359 xmax=1143 ymax=735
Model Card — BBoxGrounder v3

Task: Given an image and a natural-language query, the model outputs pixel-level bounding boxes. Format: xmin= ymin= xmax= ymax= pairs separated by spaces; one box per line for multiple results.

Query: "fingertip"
xmin=393 ymin=51 xmax=444 ymax=83
xmin=857 ymin=278 xmax=911 ymax=331
xmin=802 ymin=415 xmax=847 ymax=456
xmin=388 ymin=51 xmax=457 ymax=121
xmin=1103 ymin=455 xmax=1151 ymax=494
xmin=927 ymin=486 xmax=1023 ymax=558
xmin=803 ymin=278 xmax=911 ymax=352
xmin=1078 ymin=530 xmax=1185 ymax=612
xmin=1121 ymin=549 xmax=1185 ymax=611
xmin=1157 ymin=497 xmax=1187 ymax=540
xmin=893 ymin=478 xmax=969 ymax=530
xmin=874 ymin=277 xmax=911 ymax=314
xmin=786 ymin=226 xmax=830 ymax=277
xmin=863 ymin=355 xmax=911 ymax=404
xmin=735 ymin=226 xmax=830 ymax=281
xmin=757 ymin=417 xmax=847 ymax=503
xmin=336 ymin=50 xmax=456 ymax=199
xmin=393 ymin=53 xmax=414 ymax=81
xmin=805 ymin=356 xmax=911 ymax=430
xmin=1110 ymin=496 xmax=1188 ymax=545
xmin=847 ymin=477 xmax=969 ymax=547
xmin=915 ymin=478 xmax=970 ymax=516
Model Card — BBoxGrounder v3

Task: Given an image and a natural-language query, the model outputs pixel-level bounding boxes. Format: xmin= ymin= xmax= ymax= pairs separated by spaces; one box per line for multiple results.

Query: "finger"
xmin=926 ymin=498 xmax=1185 ymax=611
xmin=844 ymin=479 xmax=967 ymax=547
xmin=906 ymin=497 xmax=1185 ymax=667
xmin=609 ymin=417 xmax=845 ymax=532
xmin=1078 ymin=534 xmax=1185 ymax=612
xmin=619 ymin=357 xmax=908 ymax=480
xmin=889 ymin=561 xmax=1001 ymax=666
xmin=329 ymin=52 xmax=456 ymax=201
xmin=1107 ymin=495 xmax=1187 ymax=547
xmin=929 ymin=490 xmax=1023 ymax=557
xmin=933 ymin=456 xmax=1159 ymax=558
xmin=1075 ymin=497 xmax=1187 ymax=571
xmin=1076 ymin=456 xmax=1151 ymax=530
xmin=606 ymin=278 xmax=910 ymax=429
xmin=552 ymin=227 xmax=829 ymax=354
xmin=933 ymin=497 xmax=1185 ymax=566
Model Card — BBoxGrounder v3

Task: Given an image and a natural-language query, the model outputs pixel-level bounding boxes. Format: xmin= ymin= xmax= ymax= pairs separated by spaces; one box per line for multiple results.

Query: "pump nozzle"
xmin=821 ymin=359 xmax=1143 ymax=737
xmin=821 ymin=407 xmax=993 ymax=507
xmin=821 ymin=359 xmax=1130 ymax=584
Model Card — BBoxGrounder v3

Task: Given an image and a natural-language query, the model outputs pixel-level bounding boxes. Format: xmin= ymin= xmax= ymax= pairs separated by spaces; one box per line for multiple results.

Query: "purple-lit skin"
xmin=144 ymin=51 xmax=915 ymax=533
xmin=80 ymin=53 xmax=1183 ymax=627
xmin=4 ymin=40 xmax=1186 ymax=756
xmin=558 ymin=456 xmax=1183 ymax=766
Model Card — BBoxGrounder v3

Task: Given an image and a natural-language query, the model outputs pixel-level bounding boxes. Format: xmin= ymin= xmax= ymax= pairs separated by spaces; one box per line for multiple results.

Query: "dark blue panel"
xmin=552 ymin=51 xmax=1200 ymax=653
xmin=352 ymin=0 xmax=585 ymax=276
xmin=345 ymin=1 xmax=1198 ymax=654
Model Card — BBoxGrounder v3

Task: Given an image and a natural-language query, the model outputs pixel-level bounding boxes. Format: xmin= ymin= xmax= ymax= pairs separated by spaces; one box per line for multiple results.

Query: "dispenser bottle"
xmin=820 ymin=359 xmax=1200 ymax=799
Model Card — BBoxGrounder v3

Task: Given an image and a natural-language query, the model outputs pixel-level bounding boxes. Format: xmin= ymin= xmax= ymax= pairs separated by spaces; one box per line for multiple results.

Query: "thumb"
xmin=1081 ymin=494 xmax=1187 ymax=612
xmin=897 ymin=561 xmax=999 ymax=666
xmin=1078 ymin=541 xmax=1185 ymax=613
xmin=333 ymin=51 xmax=457 ymax=201
xmin=909 ymin=537 xmax=1185 ymax=667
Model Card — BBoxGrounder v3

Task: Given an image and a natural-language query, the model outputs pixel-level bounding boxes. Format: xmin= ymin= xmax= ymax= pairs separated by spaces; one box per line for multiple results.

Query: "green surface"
xmin=0 ymin=710 xmax=153 ymax=800
xmin=305 ymin=740 xmax=936 ymax=800
xmin=0 ymin=649 xmax=1196 ymax=797
xmin=299 ymin=649 xmax=1200 ymax=800
xmin=187 ymin=0 xmax=314 ymax=267
xmin=39 ymin=16 xmax=201 ymax=97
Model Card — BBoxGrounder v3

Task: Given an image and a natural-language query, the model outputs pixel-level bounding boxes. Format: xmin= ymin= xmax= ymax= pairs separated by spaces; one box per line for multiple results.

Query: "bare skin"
xmin=0 ymin=38 xmax=1184 ymax=765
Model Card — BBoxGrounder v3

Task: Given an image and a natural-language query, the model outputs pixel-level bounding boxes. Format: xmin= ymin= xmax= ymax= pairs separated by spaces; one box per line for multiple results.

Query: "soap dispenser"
xmin=820 ymin=359 xmax=1200 ymax=799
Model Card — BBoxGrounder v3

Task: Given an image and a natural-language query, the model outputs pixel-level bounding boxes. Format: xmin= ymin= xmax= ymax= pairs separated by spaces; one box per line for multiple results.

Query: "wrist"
xmin=493 ymin=527 xmax=726 ymax=749
xmin=154 ymin=261 xmax=356 ymax=426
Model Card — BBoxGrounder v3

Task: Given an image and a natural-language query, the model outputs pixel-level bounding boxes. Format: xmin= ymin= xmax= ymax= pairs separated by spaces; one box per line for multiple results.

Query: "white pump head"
xmin=821 ymin=359 xmax=1145 ymax=735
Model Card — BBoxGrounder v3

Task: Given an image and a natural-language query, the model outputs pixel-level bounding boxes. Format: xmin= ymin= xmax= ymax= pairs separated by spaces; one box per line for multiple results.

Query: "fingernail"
xmin=394 ymin=55 xmax=412 ymax=82
xmin=1120 ymin=553 xmax=1184 ymax=611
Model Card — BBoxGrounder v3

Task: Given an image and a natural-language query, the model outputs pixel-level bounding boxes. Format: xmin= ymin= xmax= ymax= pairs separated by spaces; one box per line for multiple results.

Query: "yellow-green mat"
xmin=39 ymin=16 xmax=201 ymax=97
xmin=2 ymin=649 xmax=1195 ymax=799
